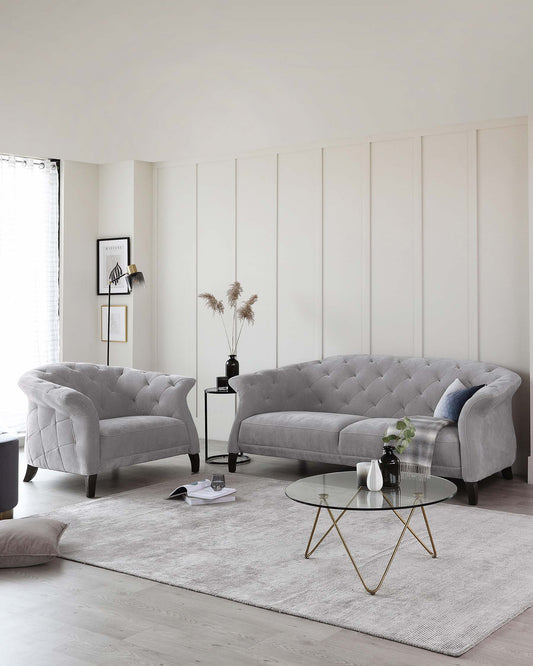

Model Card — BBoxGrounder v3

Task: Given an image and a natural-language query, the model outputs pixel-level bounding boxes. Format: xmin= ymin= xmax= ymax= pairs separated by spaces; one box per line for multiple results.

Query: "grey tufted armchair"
xmin=18 ymin=363 xmax=200 ymax=497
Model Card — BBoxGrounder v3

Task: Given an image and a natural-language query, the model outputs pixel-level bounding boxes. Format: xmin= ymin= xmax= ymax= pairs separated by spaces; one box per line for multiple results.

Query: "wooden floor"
xmin=2 ymin=444 xmax=533 ymax=666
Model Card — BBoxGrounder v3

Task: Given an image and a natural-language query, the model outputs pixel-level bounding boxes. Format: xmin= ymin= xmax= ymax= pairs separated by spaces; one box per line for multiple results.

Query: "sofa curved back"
xmin=231 ymin=354 xmax=519 ymax=418
xmin=21 ymin=362 xmax=194 ymax=420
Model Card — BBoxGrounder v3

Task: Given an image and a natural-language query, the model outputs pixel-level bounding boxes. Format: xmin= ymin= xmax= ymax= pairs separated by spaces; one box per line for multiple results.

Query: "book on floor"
xmin=185 ymin=494 xmax=236 ymax=506
xmin=167 ymin=478 xmax=211 ymax=499
xmin=167 ymin=478 xmax=236 ymax=504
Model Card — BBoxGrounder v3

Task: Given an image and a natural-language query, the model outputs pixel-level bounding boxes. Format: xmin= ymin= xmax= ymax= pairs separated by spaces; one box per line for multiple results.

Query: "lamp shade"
xmin=126 ymin=264 xmax=145 ymax=289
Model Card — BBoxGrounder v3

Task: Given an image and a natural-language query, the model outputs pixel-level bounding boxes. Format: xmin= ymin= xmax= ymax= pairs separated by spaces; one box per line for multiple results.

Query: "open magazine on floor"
xmin=167 ymin=478 xmax=236 ymax=504
xmin=185 ymin=494 xmax=235 ymax=506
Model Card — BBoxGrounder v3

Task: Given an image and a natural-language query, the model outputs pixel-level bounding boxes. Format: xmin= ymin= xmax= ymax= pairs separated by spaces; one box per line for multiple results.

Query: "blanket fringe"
xmin=400 ymin=461 xmax=431 ymax=479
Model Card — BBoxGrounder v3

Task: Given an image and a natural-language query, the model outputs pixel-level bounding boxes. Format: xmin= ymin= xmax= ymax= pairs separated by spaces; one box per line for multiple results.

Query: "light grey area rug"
xmin=45 ymin=473 xmax=533 ymax=657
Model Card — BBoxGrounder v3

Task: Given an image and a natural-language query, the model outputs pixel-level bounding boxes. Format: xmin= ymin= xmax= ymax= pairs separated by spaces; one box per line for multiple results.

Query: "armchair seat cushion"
xmin=100 ymin=415 xmax=189 ymax=462
xmin=338 ymin=417 xmax=461 ymax=468
xmin=239 ymin=411 xmax=365 ymax=455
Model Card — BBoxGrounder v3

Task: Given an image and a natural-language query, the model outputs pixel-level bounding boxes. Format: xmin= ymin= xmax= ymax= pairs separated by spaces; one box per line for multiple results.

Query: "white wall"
xmin=0 ymin=1 xmax=532 ymax=164
xmin=97 ymin=161 xmax=135 ymax=367
xmin=132 ymin=161 xmax=154 ymax=370
xmin=153 ymin=163 xmax=197 ymax=416
xmin=155 ymin=117 xmax=530 ymax=474
xmin=60 ymin=161 xmax=99 ymax=363
xmin=96 ymin=161 xmax=154 ymax=368
xmin=60 ymin=160 xmax=154 ymax=369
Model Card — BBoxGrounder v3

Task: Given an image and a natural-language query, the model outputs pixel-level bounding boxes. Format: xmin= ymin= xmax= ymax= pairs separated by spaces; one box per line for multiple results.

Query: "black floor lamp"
xmin=106 ymin=263 xmax=145 ymax=366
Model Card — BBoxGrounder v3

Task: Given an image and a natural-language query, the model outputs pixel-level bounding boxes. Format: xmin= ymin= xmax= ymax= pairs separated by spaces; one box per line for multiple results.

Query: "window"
xmin=0 ymin=155 xmax=60 ymax=432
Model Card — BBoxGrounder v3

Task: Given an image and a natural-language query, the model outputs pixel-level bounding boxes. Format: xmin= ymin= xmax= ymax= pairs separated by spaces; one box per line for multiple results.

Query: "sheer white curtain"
xmin=0 ymin=155 xmax=59 ymax=432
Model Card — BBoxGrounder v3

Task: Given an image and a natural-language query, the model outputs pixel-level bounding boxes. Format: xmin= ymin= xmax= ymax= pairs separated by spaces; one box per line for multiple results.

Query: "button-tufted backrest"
xmin=28 ymin=363 xmax=183 ymax=419
xmin=276 ymin=355 xmax=515 ymax=418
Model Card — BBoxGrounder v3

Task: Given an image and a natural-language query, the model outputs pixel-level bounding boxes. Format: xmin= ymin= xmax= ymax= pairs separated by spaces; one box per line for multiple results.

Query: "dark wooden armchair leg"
xmin=85 ymin=475 xmax=97 ymax=498
xmin=466 ymin=482 xmax=478 ymax=506
xmin=23 ymin=465 xmax=38 ymax=482
xmin=502 ymin=466 xmax=513 ymax=480
xmin=228 ymin=453 xmax=238 ymax=473
xmin=189 ymin=453 xmax=200 ymax=473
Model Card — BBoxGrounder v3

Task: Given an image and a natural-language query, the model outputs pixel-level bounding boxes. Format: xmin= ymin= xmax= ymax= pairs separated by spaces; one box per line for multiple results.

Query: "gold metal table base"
xmin=304 ymin=491 xmax=437 ymax=595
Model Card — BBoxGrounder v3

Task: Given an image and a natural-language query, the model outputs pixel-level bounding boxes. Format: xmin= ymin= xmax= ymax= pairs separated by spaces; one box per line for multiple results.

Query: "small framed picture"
xmin=101 ymin=305 xmax=128 ymax=343
xmin=97 ymin=237 xmax=130 ymax=295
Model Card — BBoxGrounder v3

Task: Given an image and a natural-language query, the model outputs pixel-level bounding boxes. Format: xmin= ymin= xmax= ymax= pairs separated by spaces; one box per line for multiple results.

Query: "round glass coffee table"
xmin=286 ymin=471 xmax=457 ymax=595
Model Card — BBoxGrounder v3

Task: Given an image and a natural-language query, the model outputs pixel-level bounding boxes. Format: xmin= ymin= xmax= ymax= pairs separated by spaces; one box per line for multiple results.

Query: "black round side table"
xmin=0 ymin=434 xmax=19 ymax=519
xmin=204 ymin=388 xmax=250 ymax=465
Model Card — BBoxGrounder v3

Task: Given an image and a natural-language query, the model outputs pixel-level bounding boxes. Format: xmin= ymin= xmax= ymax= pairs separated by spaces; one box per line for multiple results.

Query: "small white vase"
xmin=367 ymin=459 xmax=383 ymax=491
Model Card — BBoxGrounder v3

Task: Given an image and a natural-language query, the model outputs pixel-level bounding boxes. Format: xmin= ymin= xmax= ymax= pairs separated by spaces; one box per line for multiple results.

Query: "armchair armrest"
xmin=19 ymin=374 xmax=97 ymax=415
xmin=458 ymin=371 xmax=521 ymax=482
xmin=121 ymin=369 xmax=199 ymax=453
xmin=18 ymin=373 xmax=100 ymax=475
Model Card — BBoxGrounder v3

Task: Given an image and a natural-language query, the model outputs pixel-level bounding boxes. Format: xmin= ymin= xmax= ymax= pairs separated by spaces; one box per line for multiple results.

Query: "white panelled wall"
xmin=154 ymin=117 xmax=530 ymax=475
xmin=60 ymin=160 xmax=154 ymax=369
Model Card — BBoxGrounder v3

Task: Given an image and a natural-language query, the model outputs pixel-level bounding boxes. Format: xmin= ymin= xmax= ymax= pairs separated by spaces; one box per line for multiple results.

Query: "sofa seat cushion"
xmin=239 ymin=411 xmax=365 ymax=454
xmin=338 ymin=417 xmax=461 ymax=468
xmin=100 ymin=415 xmax=188 ymax=461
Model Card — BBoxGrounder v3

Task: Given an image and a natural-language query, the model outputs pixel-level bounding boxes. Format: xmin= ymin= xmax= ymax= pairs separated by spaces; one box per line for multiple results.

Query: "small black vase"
xmin=225 ymin=354 xmax=239 ymax=380
xmin=379 ymin=445 xmax=400 ymax=488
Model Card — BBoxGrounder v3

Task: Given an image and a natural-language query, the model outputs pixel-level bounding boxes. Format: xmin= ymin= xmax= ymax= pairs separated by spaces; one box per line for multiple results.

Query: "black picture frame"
xmin=97 ymin=237 xmax=131 ymax=295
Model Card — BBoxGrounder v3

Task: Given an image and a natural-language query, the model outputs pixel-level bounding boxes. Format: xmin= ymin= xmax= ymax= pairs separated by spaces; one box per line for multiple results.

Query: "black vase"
xmin=379 ymin=445 xmax=400 ymax=488
xmin=225 ymin=354 xmax=239 ymax=380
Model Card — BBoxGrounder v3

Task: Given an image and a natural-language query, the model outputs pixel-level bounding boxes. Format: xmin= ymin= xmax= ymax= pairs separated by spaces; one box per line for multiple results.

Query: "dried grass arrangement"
xmin=199 ymin=281 xmax=258 ymax=354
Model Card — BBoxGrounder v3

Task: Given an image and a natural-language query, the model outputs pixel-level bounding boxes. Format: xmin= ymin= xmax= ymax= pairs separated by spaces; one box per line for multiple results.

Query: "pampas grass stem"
xmin=199 ymin=284 xmax=258 ymax=354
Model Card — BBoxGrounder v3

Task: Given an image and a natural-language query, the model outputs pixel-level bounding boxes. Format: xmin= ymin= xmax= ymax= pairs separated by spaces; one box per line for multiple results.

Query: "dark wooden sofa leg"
xmin=85 ymin=474 xmax=97 ymax=498
xmin=189 ymin=453 xmax=200 ymax=473
xmin=23 ymin=465 xmax=38 ymax=482
xmin=466 ymin=482 xmax=478 ymax=506
xmin=502 ymin=466 xmax=513 ymax=480
xmin=228 ymin=453 xmax=238 ymax=473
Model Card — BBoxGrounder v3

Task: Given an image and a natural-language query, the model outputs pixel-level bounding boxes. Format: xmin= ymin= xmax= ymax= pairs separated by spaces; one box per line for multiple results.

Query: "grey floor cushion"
xmin=0 ymin=517 xmax=67 ymax=568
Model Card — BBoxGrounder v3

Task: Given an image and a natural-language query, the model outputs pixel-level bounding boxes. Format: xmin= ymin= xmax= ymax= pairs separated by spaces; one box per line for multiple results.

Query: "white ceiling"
xmin=0 ymin=0 xmax=531 ymax=164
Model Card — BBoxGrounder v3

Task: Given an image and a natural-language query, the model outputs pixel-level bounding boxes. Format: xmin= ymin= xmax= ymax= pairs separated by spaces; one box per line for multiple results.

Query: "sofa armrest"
xmin=228 ymin=367 xmax=308 ymax=453
xmin=18 ymin=374 xmax=100 ymax=475
xmin=457 ymin=372 xmax=521 ymax=482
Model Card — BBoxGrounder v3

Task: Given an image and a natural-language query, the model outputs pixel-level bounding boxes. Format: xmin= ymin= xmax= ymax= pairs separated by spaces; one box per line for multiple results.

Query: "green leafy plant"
xmin=382 ymin=417 xmax=416 ymax=454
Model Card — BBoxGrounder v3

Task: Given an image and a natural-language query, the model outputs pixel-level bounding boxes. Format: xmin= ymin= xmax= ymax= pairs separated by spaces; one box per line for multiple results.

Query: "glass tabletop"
xmin=285 ymin=471 xmax=457 ymax=511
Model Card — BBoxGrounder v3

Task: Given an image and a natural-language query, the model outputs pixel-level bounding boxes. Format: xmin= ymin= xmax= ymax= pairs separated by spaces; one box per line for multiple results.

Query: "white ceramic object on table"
xmin=367 ymin=459 xmax=383 ymax=491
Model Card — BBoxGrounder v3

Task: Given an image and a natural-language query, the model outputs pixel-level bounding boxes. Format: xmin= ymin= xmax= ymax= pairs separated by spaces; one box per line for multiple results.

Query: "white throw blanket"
xmin=386 ymin=415 xmax=454 ymax=479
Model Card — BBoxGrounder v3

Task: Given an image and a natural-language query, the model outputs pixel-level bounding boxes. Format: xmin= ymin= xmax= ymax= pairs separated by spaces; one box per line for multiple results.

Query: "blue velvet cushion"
xmin=434 ymin=383 xmax=484 ymax=421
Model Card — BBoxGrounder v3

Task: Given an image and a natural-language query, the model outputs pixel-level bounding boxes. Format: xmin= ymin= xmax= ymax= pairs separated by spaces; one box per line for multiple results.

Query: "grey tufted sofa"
xmin=18 ymin=363 xmax=200 ymax=497
xmin=228 ymin=354 xmax=521 ymax=504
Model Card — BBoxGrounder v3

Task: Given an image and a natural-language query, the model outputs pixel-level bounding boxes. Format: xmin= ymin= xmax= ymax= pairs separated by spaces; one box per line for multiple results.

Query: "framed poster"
xmin=97 ymin=237 xmax=130 ymax=295
xmin=101 ymin=305 xmax=128 ymax=342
